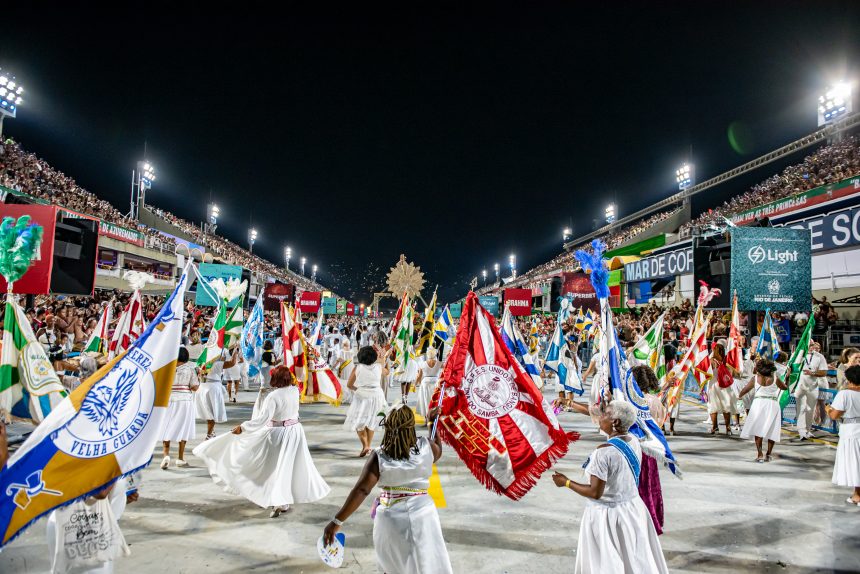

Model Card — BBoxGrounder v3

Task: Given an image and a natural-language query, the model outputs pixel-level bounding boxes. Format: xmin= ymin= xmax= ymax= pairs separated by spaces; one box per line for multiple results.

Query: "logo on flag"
xmin=463 ymin=365 xmax=519 ymax=419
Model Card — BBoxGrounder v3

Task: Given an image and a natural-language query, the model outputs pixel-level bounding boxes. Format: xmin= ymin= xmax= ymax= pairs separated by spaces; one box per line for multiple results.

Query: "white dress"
xmin=416 ymin=359 xmax=442 ymax=418
xmin=707 ymin=375 xmax=738 ymax=415
xmin=193 ymin=386 xmax=330 ymax=508
xmin=343 ymin=364 xmax=388 ymax=432
xmin=161 ymin=363 xmax=199 ymax=442
xmin=336 ymin=348 xmax=356 ymax=406
xmin=576 ymin=438 xmax=669 ymax=574
xmin=374 ymin=437 xmax=453 ymax=574
xmin=740 ymin=382 xmax=782 ymax=443
xmin=832 ymin=389 xmax=860 ymax=487
xmin=196 ymin=360 xmax=228 ymax=423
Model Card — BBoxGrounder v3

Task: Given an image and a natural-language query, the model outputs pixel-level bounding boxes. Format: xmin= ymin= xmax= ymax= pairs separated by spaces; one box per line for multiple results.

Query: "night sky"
xmin=3 ymin=2 xmax=859 ymax=305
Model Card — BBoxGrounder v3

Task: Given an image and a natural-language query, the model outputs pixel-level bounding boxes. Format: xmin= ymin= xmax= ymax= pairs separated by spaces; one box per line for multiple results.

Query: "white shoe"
xmin=269 ymin=505 xmax=289 ymax=518
xmin=160 ymin=456 xmax=170 ymax=470
xmin=176 ymin=459 xmax=189 ymax=467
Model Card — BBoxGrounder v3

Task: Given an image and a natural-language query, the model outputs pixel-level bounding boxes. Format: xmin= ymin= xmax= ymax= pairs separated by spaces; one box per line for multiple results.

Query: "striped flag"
xmin=0 ymin=264 xmax=190 ymax=547
xmin=222 ymin=297 xmax=244 ymax=349
xmin=665 ymin=307 xmax=711 ymax=414
xmin=281 ymin=303 xmax=308 ymax=387
xmin=436 ymin=292 xmax=576 ymax=500
xmin=83 ymin=302 xmax=113 ymax=356
xmin=434 ymin=305 xmax=453 ymax=342
xmin=393 ymin=304 xmax=414 ymax=376
xmin=726 ymin=293 xmax=743 ymax=372
xmin=756 ymin=310 xmax=782 ymax=361
xmin=305 ymin=357 xmax=343 ymax=405
xmin=0 ymin=298 xmax=67 ymax=422
xmin=415 ymin=291 xmax=437 ymax=355
xmin=543 ymin=323 xmax=583 ymax=395
xmin=778 ymin=315 xmax=816 ymax=410
xmin=632 ymin=312 xmax=667 ymax=385
xmin=500 ymin=306 xmax=544 ymax=390
xmin=196 ymin=302 xmax=227 ymax=368
xmin=108 ymin=291 xmax=145 ymax=360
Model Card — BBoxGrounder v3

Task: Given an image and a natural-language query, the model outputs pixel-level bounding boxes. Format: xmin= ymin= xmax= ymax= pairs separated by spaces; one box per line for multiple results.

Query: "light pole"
xmin=248 ymin=228 xmax=258 ymax=253
xmin=301 ymin=257 xmax=307 ymax=276
xmin=482 ymin=269 xmax=487 ymax=286
xmin=0 ymin=70 xmax=24 ymax=139
xmin=130 ymin=161 xmax=155 ymax=220
xmin=605 ymin=203 xmax=616 ymax=224
xmin=675 ymin=163 xmax=694 ymax=191
xmin=509 ymin=254 xmax=516 ymax=279
xmin=494 ymin=263 xmax=500 ymax=282
xmin=312 ymin=264 xmax=318 ymax=283
xmin=284 ymin=246 xmax=292 ymax=271
xmin=563 ymin=227 xmax=572 ymax=243
xmin=818 ymin=82 xmax=853 ymax=126
xmin=205 ymin=203 xmax=220 ymax=234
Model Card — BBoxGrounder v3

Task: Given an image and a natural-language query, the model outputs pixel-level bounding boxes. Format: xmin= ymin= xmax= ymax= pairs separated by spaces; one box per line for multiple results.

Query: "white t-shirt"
xmin=799 ymin=352 xmax=828 ymax=390
xmin=831 ymin=389 xmax=860 ymax=438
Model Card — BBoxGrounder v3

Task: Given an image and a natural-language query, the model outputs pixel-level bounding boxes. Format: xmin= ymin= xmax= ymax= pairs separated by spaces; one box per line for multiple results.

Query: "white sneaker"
xmin=160 ymin=456 xmax=170 ymax=470
xmin=176 ymin=459 xmax=189 ymax=467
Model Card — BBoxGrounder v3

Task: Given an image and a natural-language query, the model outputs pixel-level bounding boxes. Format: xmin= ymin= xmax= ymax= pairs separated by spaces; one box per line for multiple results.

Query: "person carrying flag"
xmin=794 ymin=341 xmax=829 ymax=440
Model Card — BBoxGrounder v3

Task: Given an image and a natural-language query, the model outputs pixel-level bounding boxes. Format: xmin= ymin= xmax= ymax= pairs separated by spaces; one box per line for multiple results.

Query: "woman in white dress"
xmin=825 ymin=365 xmax=860 ymax=505
xmin=415 ymin=348 xmax=442 ymax=421
xmin=336 ymin=340 xmax=356 ymax=405
xmin=193 ymin=366 xmax=330 ymax=517
xmin=223 ymin=346 xmax=242 ymax=403
xmin=196 ymin=349 xmax=234 ymax=439
xmin=323 ymin=405 xmax=453 ymax=574
xmin=253 ymin=340 xmax=280 ymax=419
xmin=738 ymin=359 xmax=786 ymax=463
xmin=707 ymin=342 xmax=739 ymax=436
xmin=344 ymin=346 xmax=389 ymax=457
xmin=160 ymin=347 xmax=199 ymax=469
xmin=551 ymin=400 xmax=668 ymax=574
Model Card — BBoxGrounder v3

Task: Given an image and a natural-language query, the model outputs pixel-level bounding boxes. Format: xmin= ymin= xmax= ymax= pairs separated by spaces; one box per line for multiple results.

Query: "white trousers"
xmin=794 ymin=384 xmax=819 ymax=437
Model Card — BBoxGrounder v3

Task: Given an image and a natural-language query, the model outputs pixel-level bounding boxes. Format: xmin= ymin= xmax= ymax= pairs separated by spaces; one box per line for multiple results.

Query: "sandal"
xmin=764 ymin=455 xmax=773 ymax=462
xmin=847 ymin=497 xmax=860 ymax=506
xmin=359 ymin=448 xmax=371 ymax=458
xmin=755 ymin=456 xmax=764 ymax=463
xmin=708 ymin=427 xmax=718 ymax=435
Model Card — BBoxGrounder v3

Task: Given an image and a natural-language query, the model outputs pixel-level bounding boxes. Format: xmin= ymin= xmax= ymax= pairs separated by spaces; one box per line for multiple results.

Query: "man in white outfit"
xmin=794 ymin=341 xmax=828 ymax=440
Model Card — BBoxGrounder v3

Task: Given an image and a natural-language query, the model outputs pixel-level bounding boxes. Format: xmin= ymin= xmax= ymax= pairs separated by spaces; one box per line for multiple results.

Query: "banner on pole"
xmin=731 ymin=227 xmax=811 ymax=312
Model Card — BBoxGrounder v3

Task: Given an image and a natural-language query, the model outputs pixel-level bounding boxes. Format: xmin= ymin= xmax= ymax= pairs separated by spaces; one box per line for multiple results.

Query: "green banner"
xmin=478 ymin=295 xmax=500 ymax=316
xmin=336 ymin=298 xmax=347 ymax=315
xmin=195 ymin=263 xmax=245 ymax=307
xmin=450 ymin=302 xmax=463 ymax=319
xmin=730 ymin=227 xmax=811 ymax=312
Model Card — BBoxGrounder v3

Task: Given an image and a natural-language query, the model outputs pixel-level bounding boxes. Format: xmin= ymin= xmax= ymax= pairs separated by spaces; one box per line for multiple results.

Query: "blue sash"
xmin=607 ymin=437 xmax=641 ymax=487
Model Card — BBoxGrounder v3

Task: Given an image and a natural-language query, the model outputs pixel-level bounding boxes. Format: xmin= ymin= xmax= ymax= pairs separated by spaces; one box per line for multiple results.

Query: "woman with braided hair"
xmin=323 ymin=404 xmax=453 ymax=573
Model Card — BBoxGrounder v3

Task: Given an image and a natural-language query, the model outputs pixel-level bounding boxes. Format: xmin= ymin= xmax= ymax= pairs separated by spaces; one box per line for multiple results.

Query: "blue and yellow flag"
xmin=434 ymin=305 xmax=453 ymax=342
xmin=0 ymin=264 xmax=191 ymax=547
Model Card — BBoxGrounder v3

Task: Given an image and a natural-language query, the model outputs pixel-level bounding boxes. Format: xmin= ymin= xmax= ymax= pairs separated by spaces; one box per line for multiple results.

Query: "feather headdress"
xmin=207 ymin=277 xmax=248 ymax=302
xmin=0 ymin=215 xmax=44 ymax=290
xmin=123 ymin=270 xmax=156 ymax=291
xmin=573 ymin=239 xmax=610 ymax=300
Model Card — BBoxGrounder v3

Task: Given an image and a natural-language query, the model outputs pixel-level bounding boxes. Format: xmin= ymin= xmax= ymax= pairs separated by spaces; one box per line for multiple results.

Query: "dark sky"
xmin=3 ymin=2 xmax=859 ymax=305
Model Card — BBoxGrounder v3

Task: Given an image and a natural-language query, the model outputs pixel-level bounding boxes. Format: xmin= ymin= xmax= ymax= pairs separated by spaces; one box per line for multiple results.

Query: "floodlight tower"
xmin=0 ymin=69 xmax=24 ymax=138
xmin=248 ymin=228 xmax=258 ymax=253
xmin=285 ymin=246 xmax=292 ymax=271
xmin=509 ymin=253 xmax=516 ymax=279
xmin=130 ymin=161 xmax=155 ymax=220
xmin=676 ymin=163 xmax=694 ymax=191
xmin=605 ymin=203 xmax=616 ymax=224
xmin=818 ymin=83 xmax=853 ymax=126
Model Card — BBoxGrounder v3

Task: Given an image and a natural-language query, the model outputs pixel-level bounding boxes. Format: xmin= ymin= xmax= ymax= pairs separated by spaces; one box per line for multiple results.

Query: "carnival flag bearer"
xmin=160 ymin=346 xmax=199 ymax=469
xmin=323 ymin=404 xmax=453 ymax=574
xmin=738 ymin=359 xmax=787 ymax=462
xmin=193 ymin=366 xmax=330 ymax=518
xmin=825 ymin=365 xmax=860 ymax=505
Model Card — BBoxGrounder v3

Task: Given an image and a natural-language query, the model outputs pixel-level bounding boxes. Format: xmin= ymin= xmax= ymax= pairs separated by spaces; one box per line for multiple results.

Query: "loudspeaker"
xmin=50 ymin=216 xmax=99 ymax=295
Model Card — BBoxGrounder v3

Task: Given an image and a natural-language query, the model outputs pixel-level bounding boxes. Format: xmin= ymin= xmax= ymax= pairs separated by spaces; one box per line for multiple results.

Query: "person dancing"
xmin=196 ymin=348 xmax=234 ymax=439
xmin=343 ymin=346 xmax=389 ymax=457
xmin=323 ymin=405 xmax=453 ymax=573
xmin=193 ymin=366 xmax=330 ymax=517
xmin=160 ymin=347 xmax=199 ymax=469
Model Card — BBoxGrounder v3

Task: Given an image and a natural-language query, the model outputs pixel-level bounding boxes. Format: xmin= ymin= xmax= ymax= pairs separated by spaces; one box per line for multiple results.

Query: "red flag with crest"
xmin=436 ymin=292 xmax=577 ymax=500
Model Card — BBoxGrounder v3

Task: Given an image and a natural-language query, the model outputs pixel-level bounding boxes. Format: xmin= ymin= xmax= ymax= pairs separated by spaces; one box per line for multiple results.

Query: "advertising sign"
xmin=450 ymin=302 xmax=463 ymax=319
xmin=262 ymin=281 xmax=295 ymax=312
xmin=99 ymin=221 xmax=145 ymax=247
xmin=623 ymin=247 xmax=693 ymax=282
xmin=503 ymin=288 xmax=532 ymax=316
xmin=347 ymin=303 xmax=355 ymax=316
xmin=561 ymin=272 xmax=599 ymax=313
xmin=336 ymin=298 xmax=347 ymax=315
xmin=0 ymin=204 xmax=57 ymax=294
xmin=195 ymin=263 xmax=245 ymax=307
xmin=785 ymin=204 xmax=860 ymax=252
xmin=730 ymin=175 xmax=860 ymax=225
xmin=299 ymin=291 xmax=322 ymax=313
xmin=322 ymin=297 xmax=337 ymax=315
xmin=730 ymin=227 xmax=811 ymax=312
xmin=478 ymin=295 xmax=500 ymax=317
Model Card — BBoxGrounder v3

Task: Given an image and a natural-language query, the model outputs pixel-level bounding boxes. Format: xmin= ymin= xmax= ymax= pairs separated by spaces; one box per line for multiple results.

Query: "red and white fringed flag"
xmin=726 ymin=292 xmax=743 ymax=372
xmin=108 ymin=290 xmax=145 ymax=359
xmin=304 ymin=358 xmax=343 ymax=405
xmin=281 ymin=302 xmax=307 ymax=384
xmin=436 ymin=292 xmax=577 ymax=500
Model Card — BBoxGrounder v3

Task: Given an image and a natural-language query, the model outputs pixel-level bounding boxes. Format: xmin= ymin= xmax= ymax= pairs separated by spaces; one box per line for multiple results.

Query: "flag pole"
xmin=430 ymin=382 xmax=446 ymax=440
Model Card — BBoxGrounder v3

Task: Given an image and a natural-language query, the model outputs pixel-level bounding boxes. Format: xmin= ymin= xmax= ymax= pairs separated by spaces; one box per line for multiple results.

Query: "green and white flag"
xmin=393 ymin=304 xmax=414 ymax=376
xmin=779 ymin=315 xmax=816 ymax=410
xmin=632 ymin=312 xmax=667 ymax=385
xmin=197 ymin=302 xmax=228 ymax=368
xmin=0 ymin=297 xmax=67 ymax=422
xmin=83 ymin=301 xmax=113 ymax=355
xmin=223 ymin=297 xmax=245 ymax=349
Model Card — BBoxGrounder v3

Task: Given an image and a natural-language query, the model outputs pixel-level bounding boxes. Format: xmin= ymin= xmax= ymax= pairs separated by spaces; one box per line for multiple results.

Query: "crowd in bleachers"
xmin=0 ymin=139 xmax=324 ymax=292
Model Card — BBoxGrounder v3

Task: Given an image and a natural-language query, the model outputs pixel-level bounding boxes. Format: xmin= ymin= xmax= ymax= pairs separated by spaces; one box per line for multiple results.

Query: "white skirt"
xmin=343 ymin=387 xmax=387 ymax=431
xmin=575 ymin=497 xmax=669 ymax=574
xmin=740 ymin=397 xmax=782 ymax=443
xmin=374 ymin=492 xmax=453 ymax=574
xmin=707 ymin=382 xmax=738 ymax=415
xmin=833 ymin=424 xmax=860 ymax=487
xmin=196 ymin=381 xmax=227 ymax=423
xmin=193 ymin=423 xmax=330 ymax=508
xmin=732 ymin=378 xmax=753 ymax=411
xmin=161 ymin=397 xmax=196 ymax=442
xmin=416 ymin=377 xmax=438 ymax=419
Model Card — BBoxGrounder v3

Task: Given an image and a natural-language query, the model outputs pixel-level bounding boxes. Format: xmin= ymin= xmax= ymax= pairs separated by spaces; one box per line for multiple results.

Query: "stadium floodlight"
xmin=494 ymin=262 xmax=500 ymax=281
xmin=676 ymin=163 xmax=694 ymax=191
xmin=285 ymin=246 xmax=292 ymax=270
xmin=205 ymin=202 xmax=220 ymax=233
xmin=605 ymin=203 xmax=616 ymax=224
xmin=130 ymin=160 xmax=156 ymax=220
xmin=312 ymin=264 xmax=318 ymax=282
xmin=482 ymin=269 xmax=487 ymax=286
xmin=818 ymin=82 xmax=853 ymax=126
xmin=301 ymin=257 xmax=307 ymax=276
xmin=0 ymin=69 xmax=24 ymax=138
xmin=563 ymin=227 xmax=572 ymax=242
xmin=248 ymin=228 xmax=258 ymax=253
xmin=509 ymin=253 xmax=516 ymax=279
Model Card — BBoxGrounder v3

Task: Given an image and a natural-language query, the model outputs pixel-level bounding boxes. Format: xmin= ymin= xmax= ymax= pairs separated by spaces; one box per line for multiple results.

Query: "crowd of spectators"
xmin=0 ymin=139 xmax=325 ymax=293
xmin=682 ymin=135 xmax=860 ymax=233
